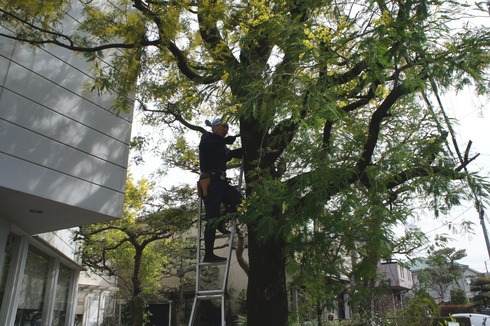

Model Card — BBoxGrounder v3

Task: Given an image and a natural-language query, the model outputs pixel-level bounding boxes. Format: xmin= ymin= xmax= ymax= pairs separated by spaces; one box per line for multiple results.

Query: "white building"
xmin=410 ymin=259 xmax=482 ymax=303
xmin=76 ymin=271 xmax=119 ymax=326
xmin=0 ymin=8 xmax=132 ymax=326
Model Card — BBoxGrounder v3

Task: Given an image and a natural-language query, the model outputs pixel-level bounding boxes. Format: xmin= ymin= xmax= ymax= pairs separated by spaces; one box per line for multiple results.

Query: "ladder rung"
xmin=199 ymin=234 xmax=230 ymax=241
xmin=199 ymin=260 xmax=227 ymax=266
xmin=197 ymin=289 xmax=224 ymax=296
xmin=195 ymin=294 xmax=224 ymax=300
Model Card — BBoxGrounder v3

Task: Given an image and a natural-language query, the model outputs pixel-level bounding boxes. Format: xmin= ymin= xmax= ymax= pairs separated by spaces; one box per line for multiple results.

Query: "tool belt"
xmin=197 ymin=171 xmax=226 ymax=198
xmin=209 ymin=171 xmax=226 ymax=181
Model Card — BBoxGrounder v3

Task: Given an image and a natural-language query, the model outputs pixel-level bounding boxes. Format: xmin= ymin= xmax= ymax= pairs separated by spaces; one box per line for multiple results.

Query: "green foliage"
xmin=400 ymin=295 xmax=440 ymax=325
xmin=450 ymin=287 xmax=468 ymax=305
xmin=470 ymin=275 xmax=490 ymax=312
xmin=119 ymin=299 xmax=150 ymax=326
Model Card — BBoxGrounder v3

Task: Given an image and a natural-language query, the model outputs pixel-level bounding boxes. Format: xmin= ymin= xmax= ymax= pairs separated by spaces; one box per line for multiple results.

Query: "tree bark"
xmin=131 ymin=296 xmax=145 ymax=326
xmin=246 ymin=221 xmax=288 ymax=325
xmin=131 ymin=247 xmax=145 ymax=326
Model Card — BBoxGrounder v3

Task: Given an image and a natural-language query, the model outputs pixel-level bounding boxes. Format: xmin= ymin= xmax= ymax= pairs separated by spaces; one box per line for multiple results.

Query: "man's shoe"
xmin=203 ymin=254 xmax=227 ymax=263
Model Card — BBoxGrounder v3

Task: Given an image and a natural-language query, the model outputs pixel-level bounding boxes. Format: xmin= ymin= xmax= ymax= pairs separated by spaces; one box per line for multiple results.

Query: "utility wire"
xmin=425 ymin=78 xmax=490 ymax=259
xmin=423 ymin=205 xmax=473 ymax=234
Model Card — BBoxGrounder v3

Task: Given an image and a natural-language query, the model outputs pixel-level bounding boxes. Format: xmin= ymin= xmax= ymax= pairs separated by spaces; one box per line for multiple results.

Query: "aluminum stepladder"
xmin=188 ymin=171 xmax=242 ymax=326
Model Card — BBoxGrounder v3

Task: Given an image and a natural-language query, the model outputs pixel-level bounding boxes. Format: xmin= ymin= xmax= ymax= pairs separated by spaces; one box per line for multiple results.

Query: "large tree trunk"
xmin=241 ymin=113 xmax=290 ymax=324
xmin=131 ymin=296 xmax=145 ymax=326
xmin=246 ymin=221 xmax=288 ymax=325
xmin=131 ymin=247 xmax=145 ymax=326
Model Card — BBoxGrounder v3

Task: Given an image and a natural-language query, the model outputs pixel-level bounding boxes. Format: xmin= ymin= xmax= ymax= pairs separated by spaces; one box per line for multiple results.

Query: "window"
xmin=0 ymin=234 xmax=16 ymax=309
xmin=53 ymin=264 xmax=73 ymax=326
xmin=0 ymin=234 xmax=79 ymax=326
xmin=14 ymin=247 xmax=50 ymax=326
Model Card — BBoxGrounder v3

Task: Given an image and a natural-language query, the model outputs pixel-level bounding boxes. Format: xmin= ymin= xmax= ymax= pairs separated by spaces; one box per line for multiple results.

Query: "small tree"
xmin=74 ymin=175 xmax=196 ymax=326
xmin=418 ymin=247 xmax=467 ymax=303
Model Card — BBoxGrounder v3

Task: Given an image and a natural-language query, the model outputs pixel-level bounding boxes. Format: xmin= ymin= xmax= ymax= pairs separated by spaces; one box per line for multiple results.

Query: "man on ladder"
xmin=189 ymin=117 xmax=243 ymax=326
xmin=197 ymin=117 xmax=242 ymax=262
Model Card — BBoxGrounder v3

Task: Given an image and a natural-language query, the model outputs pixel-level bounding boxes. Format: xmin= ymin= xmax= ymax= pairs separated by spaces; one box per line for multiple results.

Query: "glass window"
xmin=0 ymin=234 xmax=16 ymax=310
xmin=14 ymin=247 xmax=50 ymax=326
xmin=53 ymin=264 xmax=73 ymax=326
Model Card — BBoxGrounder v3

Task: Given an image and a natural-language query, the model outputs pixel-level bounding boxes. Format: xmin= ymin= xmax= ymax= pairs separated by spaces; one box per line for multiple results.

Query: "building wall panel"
xmin=0 ymin=119 xmax=126 ymax=192
xmin=0 ymin=21 xmax=132 ymax=232
xmin=0 ymin=153 xmax=124 ymax=219
xmin=3 ymin=50 xmax=132 ymax=141
xmin=0 ymin=90 xmax=129 ymax=169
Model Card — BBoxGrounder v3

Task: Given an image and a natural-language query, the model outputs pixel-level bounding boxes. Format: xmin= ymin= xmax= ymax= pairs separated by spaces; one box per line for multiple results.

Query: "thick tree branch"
xmin=2 ymin=2 xmax=218 ymax=86
xmin=131 ymin=0 xmax=219 ymax=84
xmin=356 ymin=83 xmax=409 ymax=177
xmin=164 ymin=40 xmax=220 ymax=84
xmin=262 ymin=89 xmax=311 ymax=168
xmin=323 ymin=86 xmax=377 ymax=148
xmin=387 ymin=165 xmax=466 ymax=191
xmin=0 ymin=8 xmax=159 ymax=51
xmin=0 ymin=30 xmax=157 ymax=52
xmin=266 ymin=0 xmax=310 ymax=87
xmin=139 ymin=232 xmax=173 ymax=247
xmin=328 ymin=60 xmax=369 ymax=86
xmin=236 ymin=226 xmax=249 ymax=276
xmin=139 ymin=101 xmax=206 ymax=133
xmin=197 ymin=2 xmax=239 ymax=69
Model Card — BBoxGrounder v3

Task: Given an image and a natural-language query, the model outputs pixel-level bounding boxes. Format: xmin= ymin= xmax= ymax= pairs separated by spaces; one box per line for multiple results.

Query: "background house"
xmin=0 ymin=3 xmax=132 ymax=324
xmin=409 ymin=258 xmax=482 ymax=303
xmin=377 ymin=260 xmax=414 ymax=318
xmin=76 ymin=271 xmax=119 ymax=325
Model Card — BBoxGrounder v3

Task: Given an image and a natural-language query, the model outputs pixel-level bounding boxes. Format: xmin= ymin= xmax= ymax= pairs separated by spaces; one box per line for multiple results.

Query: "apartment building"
xmin=0 ymin=9 xmax=132 ymax=326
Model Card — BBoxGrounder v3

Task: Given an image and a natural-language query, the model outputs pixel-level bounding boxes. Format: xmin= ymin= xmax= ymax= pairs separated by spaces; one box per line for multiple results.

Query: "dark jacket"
xmin=199 ymin=132 xmax=242 ymax=173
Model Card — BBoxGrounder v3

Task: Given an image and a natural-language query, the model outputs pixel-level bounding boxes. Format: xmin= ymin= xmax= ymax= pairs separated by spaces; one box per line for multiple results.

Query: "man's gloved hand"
xmin=223 ymin=135 xmax=237 ymax=144
xmin=230 ymin=148 xmax=243 ymax=159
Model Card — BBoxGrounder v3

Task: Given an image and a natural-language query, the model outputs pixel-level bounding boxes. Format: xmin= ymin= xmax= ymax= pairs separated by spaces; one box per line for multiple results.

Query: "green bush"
xmin=450 ymin=288 xmax=468 ymax=304
xmin=391 ymin=296 xmax=440 ymax=326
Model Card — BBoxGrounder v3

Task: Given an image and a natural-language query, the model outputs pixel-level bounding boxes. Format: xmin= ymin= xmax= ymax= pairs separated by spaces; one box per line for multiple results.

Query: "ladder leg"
xmin=188 ymin=297 xmax=198 ymax=326
xmin=222 ymin=218 xmax=236 ymax=291
xmin=221 ymin=296 xmax=226 ymax=326
xmin=189 ymin=199 xmax=204 ymax=326
xmin=189 ymin=199 xmax=237 ymax=326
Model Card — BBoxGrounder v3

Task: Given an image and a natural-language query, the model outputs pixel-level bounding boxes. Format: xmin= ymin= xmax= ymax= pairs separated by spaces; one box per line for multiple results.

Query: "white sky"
xmin=414 ymin=87 xmax=490 ymax=273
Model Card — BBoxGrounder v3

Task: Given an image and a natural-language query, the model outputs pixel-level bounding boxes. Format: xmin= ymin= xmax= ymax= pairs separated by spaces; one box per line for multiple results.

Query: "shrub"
xmin=391 ymin=296 xmax=440 ymax=326
xmin=450 ymin=287 xmax=468 ymax=304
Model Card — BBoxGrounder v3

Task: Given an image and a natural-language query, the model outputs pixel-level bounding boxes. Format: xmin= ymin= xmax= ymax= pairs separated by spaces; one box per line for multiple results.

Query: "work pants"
xmin=202 ymin=178 xmax=242 ymax=256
